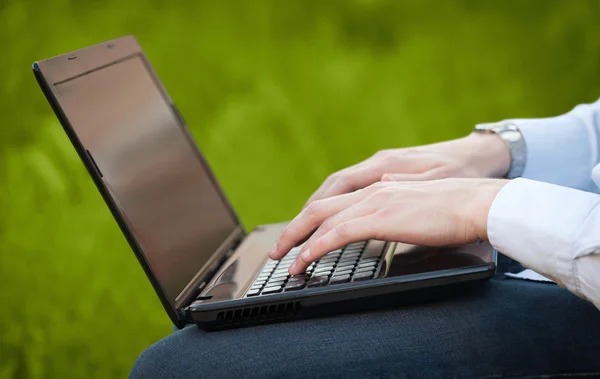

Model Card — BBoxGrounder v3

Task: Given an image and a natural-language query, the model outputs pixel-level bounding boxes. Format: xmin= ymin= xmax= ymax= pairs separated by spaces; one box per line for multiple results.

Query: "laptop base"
xmin=188 ymin=266 xmax=494 ymax=331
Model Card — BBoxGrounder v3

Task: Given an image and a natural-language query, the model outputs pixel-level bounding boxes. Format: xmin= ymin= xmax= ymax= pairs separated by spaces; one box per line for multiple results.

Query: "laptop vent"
xmin=215 ymin=301 xmax=301 ymax=328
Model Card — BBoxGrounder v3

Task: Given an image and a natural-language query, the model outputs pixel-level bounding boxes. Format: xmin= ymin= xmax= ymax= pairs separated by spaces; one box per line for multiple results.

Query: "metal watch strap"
xmin=473 ymin=122 xmax=527 ymax=179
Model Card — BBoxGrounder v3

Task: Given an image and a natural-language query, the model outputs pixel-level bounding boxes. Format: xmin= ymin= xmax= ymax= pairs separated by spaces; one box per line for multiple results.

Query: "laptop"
xmin=33 ymin=36 xmax=497 ymax=331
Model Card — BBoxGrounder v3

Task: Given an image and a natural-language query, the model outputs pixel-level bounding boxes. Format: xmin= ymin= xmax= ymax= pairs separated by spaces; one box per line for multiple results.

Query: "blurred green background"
xmin=0 ymin=0 xmax=599 ymax=377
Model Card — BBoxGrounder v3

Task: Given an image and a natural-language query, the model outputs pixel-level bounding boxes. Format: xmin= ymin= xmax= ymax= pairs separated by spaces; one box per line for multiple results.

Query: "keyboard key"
xmin=313 ymin=268 xmax=333 ymax=276
xmin=253 ymin=277 xmax=268 ymax=284
xmin=266 ymin=279 xmax=287 ymax=288
xmin=344 ymin=245 xmax=364 ymax=250
xmin=353 ymin=271 xmax=375 ymax=281
xmin=289 ymin=274 xmax=309 ymax=282
xmin=319 ymin=258 xmax=339 ymax=265
xmin=284 ymin=281 xmax=306 ymax=291
xmin=257 ymin=272 xmax=271 ymax=280
xmin=312 ymin=272 xmax=332 ymax=279
xmin=333 ymin=269 xmax=353 ymax=277
xmin=266 ymin=282 xmax=284 ymax=289
xmin=344 ymin=246 xmax=364 ymax=252
xmin=271 ymin=270 xmax=290 ymax=277
xmin=247 ymin=288 xmax=261 ymax=297
xmin=360 ymin=257 xmax=379 ymax=264
xmin=338 ymin=257 xmax=359 ymax=266
xmin=307 ymin=275 xmax=329 ymax=287
xmin=356 ymin=261 xmax=378 ymax=270
xmin=314 ymin=263 xmax=335 ymax=271
xmin=330 ymin=274 xmax=351 ymax=284
xmin=354 ymin=266 xmax=376 ymax=275
xmin=272 ymin=268 xmax=291 ymax=276
xmin=250 ymin=283 xmax=264 ymax=291
xmin=318 ymin=256 xmax=339 ymax=264
xmin=347 ymin=242 xmax=366 ymax=249
xmin=260 ymin=269 xmax=275 ymax=276
xmin=336 ymin=262 xmax=357 ymax=271
xmin=262 ymin=286 xmax=284 ymax=294
xmin=317 ymin=262 xmax=337 ymax=269
xmin=269 ymin=275 xmax=290 ymax=284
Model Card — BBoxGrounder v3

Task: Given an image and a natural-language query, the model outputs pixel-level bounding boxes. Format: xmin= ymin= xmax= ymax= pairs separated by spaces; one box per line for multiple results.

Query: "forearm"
xmin=459 ymin=132 xmax=511 ymax=178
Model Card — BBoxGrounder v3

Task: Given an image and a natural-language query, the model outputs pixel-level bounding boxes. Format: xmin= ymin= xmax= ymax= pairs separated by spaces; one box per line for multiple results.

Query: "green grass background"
xmin=1 ymin=0 xmax=599 ymax=377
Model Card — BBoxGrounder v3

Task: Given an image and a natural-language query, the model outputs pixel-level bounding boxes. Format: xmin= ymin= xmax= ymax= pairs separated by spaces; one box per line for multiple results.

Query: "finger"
xmin=304 ymin=165 xmax=365 ymax=207
xmin=304 ymin=161 xmax=386 ymax=206
xmin=304 ymin=176 xmax=338 ymax=208
xmin=289 ymin=215 xmax=378 ymax=275
xmin=270 ymin=189 xmax=372 ymax=260
xmin=294 ymin=195 xmax=378 ymax=260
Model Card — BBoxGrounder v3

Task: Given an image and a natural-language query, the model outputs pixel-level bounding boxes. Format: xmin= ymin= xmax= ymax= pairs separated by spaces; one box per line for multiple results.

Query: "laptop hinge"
xmin=178 ymin=307 xmax=192 ymax=323
xmin=175 ymin=228 xmax=245 ymax=312
xmin=177 ymin=237 xmax=242 ymax=324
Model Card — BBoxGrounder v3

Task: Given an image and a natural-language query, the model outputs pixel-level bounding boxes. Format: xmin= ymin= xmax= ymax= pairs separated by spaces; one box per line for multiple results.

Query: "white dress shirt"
xmin=487 ymin=99 xmax=600 ymax=309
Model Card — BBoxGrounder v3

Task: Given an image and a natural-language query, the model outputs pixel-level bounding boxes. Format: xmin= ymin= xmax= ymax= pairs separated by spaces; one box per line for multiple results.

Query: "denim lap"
xmin=130 ymin=277 xmax=600 ymax=379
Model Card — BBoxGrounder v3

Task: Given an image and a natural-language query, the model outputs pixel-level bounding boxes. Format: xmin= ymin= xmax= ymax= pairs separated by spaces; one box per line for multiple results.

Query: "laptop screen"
xmin=53 ymin=55 xmax=239 ymax=301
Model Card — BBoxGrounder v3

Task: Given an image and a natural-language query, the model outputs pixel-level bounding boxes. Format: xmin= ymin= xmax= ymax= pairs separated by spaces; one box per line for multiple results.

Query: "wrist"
xmin=471 ymin=179 xmax=509 ymax=241
xmin=459 ymin=132 xmax=511 ymax=178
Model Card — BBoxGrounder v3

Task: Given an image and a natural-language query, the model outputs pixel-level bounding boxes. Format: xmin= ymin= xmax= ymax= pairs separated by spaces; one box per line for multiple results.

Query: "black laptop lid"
xmin=36 ymin=39 xmax=242 ymax=307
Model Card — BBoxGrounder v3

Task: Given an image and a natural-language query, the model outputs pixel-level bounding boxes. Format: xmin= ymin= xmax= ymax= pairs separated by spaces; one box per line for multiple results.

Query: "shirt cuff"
xmin=507 ymin=115 xmax=595 ymax=191
xmin=487 ymin=178 xmax=600 ymax=291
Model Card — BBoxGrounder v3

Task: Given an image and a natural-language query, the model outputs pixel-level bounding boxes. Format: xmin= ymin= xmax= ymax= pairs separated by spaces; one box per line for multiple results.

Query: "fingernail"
xmin=268 ymin=242 xmax=278 ymax=258
xmin=300 ymin=249 xmax=311 ymax=262
xmin=289 ymin=261 xmax=297 ymax=274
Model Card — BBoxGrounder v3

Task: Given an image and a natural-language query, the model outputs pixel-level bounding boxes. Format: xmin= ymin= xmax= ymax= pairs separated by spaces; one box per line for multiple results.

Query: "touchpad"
xmin=382 ymin=242 xmax=494 ymax=278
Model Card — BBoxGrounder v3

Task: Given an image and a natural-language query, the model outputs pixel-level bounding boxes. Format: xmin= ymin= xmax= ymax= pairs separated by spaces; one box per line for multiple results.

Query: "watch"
xmin=473 ymin=121 xmax=527 ymax=179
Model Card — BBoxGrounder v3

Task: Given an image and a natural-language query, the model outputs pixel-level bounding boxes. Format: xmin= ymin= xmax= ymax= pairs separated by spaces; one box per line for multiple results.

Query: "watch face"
xmin=501 ymin=129 xmax=522 ymax=143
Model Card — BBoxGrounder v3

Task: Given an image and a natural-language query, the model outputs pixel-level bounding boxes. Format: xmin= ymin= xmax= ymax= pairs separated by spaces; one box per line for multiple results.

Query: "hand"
xmin=304 ymin=133 xmax=510 ymax=206
xmin=270 ymin=178 xmax=508 ymax=275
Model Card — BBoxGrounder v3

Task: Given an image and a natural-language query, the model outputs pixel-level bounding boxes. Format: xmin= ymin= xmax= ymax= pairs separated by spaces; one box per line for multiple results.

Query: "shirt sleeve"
xmin=502 ymin=99 xmax=600 ymax=193
xmin=488 ymin=178 xmax=600 ymax=309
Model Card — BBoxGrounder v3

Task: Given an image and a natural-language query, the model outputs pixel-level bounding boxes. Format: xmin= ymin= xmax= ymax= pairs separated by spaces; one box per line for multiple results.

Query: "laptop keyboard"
xmin=246 ymin=241 xmax=383 ymax=297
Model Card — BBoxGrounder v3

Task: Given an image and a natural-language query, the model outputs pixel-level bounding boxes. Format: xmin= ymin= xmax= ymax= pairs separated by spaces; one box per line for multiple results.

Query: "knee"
xmin=129 ymin=336 xmax=197 ymax=379
xmin=129 ymin=342 xmax=166 ymax=379
xmin=129 ymin=327 xmax=214 ymax=379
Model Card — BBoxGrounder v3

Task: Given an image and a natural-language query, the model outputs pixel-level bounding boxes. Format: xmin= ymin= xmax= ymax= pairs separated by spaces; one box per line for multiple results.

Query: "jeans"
xmin=129 ymin=257 xmax=600 ymax=379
